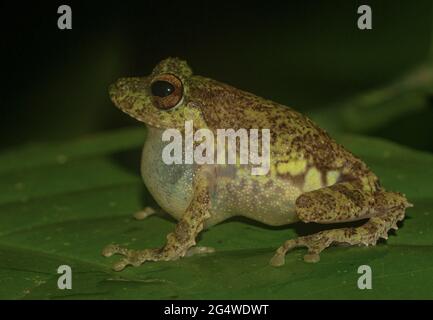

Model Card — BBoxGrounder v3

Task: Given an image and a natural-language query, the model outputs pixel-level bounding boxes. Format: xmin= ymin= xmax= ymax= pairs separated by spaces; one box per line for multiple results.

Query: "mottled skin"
xmin=103 ymin=58 xmax=412 ymax=271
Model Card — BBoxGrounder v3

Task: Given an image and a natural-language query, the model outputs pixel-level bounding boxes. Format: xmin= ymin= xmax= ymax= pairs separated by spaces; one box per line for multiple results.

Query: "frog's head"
xmin=109 ymin=57 xmax=208 ymax=130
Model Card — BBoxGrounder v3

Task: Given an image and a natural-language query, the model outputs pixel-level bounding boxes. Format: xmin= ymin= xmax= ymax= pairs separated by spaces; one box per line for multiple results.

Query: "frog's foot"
xmin=102 ymin=244 xmax=178 ymax=271
xmin=270 ymin=205 xmax=406 ymax=267
xmin=102 ymin=244 xmax=215 ymax=271
xmin=185 ymin=246 xmax=215 ymax=257
xmin=270 ymin=232 xmax=331 ymax=266
xmin=133 ymin=207 xmax=156 ymax=220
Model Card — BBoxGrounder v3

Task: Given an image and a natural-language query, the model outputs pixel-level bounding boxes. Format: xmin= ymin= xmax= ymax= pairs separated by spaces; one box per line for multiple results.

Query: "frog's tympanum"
xmin=104 ymin=58 xmax=412 ymax=271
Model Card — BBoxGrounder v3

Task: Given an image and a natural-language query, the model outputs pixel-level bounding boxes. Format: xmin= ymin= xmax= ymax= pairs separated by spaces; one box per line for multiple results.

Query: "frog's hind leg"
xmin=270 ymin=181 xmax=412 ymax=266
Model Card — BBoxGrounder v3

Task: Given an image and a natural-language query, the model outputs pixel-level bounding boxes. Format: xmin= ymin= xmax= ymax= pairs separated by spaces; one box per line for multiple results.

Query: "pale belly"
xmin=141 ymin=127 xmax=301 ymax=228
xmin=141 ymin=127 xmax=195 ymax=221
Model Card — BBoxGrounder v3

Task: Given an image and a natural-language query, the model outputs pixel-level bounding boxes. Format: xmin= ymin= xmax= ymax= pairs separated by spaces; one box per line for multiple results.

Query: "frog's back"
xmin=190 ymin=76 xmax=379 ymax=190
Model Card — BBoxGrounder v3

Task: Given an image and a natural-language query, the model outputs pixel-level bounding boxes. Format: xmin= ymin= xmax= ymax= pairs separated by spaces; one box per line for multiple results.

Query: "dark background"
xmin=1 ymin=1 xmax=432 ymax=150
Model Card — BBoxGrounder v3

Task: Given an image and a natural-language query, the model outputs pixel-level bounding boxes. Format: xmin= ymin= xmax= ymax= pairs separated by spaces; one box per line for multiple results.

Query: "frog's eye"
xmin=150 ymin=74 xmax=183 ymax=110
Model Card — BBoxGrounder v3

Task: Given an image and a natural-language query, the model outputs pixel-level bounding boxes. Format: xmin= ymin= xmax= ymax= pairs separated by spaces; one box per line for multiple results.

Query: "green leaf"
xmin=310 ymin=63 xmax=433 ymax=135
xmin=0 ymin=127 xmax=432 ymax=299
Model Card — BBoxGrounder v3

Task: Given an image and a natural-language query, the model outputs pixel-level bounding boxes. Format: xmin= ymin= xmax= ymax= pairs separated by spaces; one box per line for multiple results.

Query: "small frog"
xmin=103 ymin=58 xmax=412 ymax=271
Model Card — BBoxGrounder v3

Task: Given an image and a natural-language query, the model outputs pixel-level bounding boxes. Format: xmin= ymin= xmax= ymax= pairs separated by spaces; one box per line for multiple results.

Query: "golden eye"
xmin=150 ymin=74 xmax=183 ymax=110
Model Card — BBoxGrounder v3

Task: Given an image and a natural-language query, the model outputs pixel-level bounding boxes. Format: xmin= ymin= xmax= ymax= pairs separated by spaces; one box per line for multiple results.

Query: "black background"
xmin=1 ymin=1 xmax=432 ymax=149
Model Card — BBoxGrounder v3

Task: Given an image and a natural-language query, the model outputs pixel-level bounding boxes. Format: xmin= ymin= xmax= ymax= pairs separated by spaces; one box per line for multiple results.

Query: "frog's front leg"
xmin=270 ymin=181 xmax=411 ymax=266
xmin=133 ymin=206 xmax=156 ymax=220
xmin=102 ymin=169 xmax=213 ymax=271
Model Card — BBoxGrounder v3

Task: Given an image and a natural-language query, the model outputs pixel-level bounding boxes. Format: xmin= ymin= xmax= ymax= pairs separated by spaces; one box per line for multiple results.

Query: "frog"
xmin=103 ymin=57 xmax=412 ymax=271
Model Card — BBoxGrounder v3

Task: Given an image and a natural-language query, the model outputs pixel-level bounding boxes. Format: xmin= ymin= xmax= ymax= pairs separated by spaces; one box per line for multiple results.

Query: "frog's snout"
xmin=108 ymin=83 xmax=118 ymax=103
xmin=109 ymin=76 xmax=156 ymax=125
xmin=109 ymin=78 xmax=124 ymax=106
xmin=109 ymin=77 xmax=143 ymax=106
